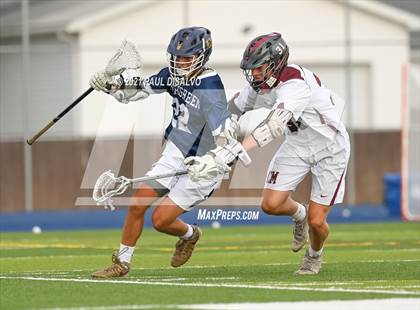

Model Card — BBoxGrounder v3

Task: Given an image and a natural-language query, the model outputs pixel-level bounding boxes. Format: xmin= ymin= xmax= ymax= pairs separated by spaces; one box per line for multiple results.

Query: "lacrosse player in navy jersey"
xmin=89 ymin=27 xmax=250 ymax=278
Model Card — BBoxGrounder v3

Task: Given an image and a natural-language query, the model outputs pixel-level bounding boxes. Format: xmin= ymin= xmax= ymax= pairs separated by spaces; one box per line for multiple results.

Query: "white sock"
xmin=181 ymin=224 xmax=194 ymax=240
xmin=118 ymin=244 xmax=135 ymax=264
xmin=291 ymin=202 xmax=306 ymax=222
xmin=308 ymin=245 xmax=323 ymax=258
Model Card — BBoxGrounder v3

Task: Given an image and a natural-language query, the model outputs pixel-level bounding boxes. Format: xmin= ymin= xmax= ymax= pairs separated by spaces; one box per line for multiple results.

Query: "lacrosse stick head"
xmin=93 ymin=170 xmax=130 ymax=211
xmin=105 ymin=40 xmax=142 ymax=76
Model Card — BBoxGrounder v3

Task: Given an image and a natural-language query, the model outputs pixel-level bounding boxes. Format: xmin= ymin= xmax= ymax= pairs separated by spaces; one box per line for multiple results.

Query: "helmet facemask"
xmin=243 ymin=61 xmax=276 ymax=92
xmin=167 ymin=52 xmax=205 ymax=81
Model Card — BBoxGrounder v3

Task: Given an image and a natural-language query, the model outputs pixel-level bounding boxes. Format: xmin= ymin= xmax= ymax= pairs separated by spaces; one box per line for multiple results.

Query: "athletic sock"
xmin=181 ymin=224 xmax=194 ymax=240
xmin=291 ymin=202 xmax=306 ymax=222
xmin=118 ymin=244 xmax=135 ymax=264
xmin=308 ymin=245 xmax=323 ymax=258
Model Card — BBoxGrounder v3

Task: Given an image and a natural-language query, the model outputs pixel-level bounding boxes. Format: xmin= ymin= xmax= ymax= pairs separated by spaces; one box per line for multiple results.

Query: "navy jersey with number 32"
xmin=145 ymin=68 xmax=230 ymax=157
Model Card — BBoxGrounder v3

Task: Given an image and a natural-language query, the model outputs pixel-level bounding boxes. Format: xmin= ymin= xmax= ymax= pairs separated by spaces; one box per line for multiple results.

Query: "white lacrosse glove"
xmin=184 ymin=154 xmax=230 ymax=182
xmin=211 ymin=140 xmax=251 ymax=167
xmin=90 ymin=40 xmax=149 ymax=103
xmin=89 ymin=71 xmax=121 ymax=93
xmin=252 ymin=107 xmax=292 ymax=147
xmin=184 ymin=140 xmax=252 ymax=182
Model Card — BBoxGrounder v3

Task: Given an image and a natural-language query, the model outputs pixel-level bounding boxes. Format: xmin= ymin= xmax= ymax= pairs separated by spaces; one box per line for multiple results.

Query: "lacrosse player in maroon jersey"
xmin=186 ymin=32 xmax=350 ymax=275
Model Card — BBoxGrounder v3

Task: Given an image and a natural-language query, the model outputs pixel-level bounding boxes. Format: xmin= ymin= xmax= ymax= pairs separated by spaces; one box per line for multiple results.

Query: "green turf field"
xmin=0 ymin=222 xmax=419 ymax=309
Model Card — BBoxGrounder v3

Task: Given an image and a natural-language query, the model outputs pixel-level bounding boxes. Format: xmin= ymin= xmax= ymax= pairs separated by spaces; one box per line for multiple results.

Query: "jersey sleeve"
xmin=143 ymin=67 xmax=170 ymax=94
xmin=198 ymin=75 xmax=231 ymax=136
xmin=274 ymin=79 xmax=311 ymax=120
xmin=231 ymin=85 xmax=257 ymax=114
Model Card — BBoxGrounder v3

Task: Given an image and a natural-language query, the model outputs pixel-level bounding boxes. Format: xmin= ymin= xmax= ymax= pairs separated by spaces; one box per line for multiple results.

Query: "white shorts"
xmin=146 ymin=140 xmax=222 ymax=211
xmin=264 ymin=133 xmax=350 ymax=206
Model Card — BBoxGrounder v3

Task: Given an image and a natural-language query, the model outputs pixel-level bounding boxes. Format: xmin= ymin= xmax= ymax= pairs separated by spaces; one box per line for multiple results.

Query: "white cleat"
xmin=295 ymin=249 xmax=323 ymax=275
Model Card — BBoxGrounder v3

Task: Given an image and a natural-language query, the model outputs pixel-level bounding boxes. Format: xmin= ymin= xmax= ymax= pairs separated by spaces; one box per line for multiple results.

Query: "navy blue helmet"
xmin=167 ymin=26 xmax=212 ymax=80
xmin=240 ymin=32 xmax=289 ymax=92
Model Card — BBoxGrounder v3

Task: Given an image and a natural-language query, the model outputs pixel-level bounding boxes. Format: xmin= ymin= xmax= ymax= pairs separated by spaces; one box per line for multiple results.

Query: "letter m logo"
xmin=267 ymin=171 xmax=279 ymax=184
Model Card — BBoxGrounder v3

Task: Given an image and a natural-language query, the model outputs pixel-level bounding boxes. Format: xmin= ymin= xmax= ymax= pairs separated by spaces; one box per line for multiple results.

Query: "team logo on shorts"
xmin=267 ymin=171 xmax=279 ymax=184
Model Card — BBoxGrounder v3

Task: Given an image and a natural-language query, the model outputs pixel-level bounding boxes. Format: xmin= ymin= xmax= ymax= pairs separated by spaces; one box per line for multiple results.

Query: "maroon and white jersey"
xmin=233 ymin=64 xmax=348 ymax=153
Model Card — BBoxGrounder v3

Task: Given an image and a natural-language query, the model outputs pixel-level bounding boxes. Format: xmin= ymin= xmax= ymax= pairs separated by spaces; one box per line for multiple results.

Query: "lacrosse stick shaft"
xmin=130 ymin=170 xmax=188 ymax=184
xmin=27 ymin=87 xmax=94 ymax=145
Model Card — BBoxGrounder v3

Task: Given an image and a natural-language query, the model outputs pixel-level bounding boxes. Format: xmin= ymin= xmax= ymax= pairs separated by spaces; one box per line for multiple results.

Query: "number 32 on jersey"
xmin=172 ymin=98 xmax=191 ymax=134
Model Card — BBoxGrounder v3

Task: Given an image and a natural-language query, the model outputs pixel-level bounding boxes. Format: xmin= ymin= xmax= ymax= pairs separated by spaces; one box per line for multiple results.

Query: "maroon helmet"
xmin=240 ymin=32 xmax=289 ymax=92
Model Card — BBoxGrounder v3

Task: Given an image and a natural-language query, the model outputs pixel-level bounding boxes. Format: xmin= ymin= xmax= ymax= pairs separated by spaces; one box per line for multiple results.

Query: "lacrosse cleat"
xmin=291 ymin=205 xmax=309 ymax=252
xmin=91 ymin=253 xmax=130 ymax=279
xmin=171 ymin=225 xmax=202 ymax=267
xmin=295 ymin=249 xmax=323 ymax=275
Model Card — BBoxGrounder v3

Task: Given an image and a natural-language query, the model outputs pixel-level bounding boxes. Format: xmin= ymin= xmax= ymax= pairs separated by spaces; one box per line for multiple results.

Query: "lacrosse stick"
xmin=93 ymin=170 xmax=188 ymax=210
xmin=27 ymin=40 xmax=143 ymax=145
xmin=27 ymin=87 xmax=94 ymax=145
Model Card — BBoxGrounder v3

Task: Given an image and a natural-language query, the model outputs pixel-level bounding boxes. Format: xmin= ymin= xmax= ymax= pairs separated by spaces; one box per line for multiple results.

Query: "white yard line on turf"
xmin=5 ymin=276 xmax=416 ymax=289
xmin=364 ymin=249 xmax=420 ymax=253
xmin=37 ymin=306 xmax=166 ymax=310
xmin=0 ymin=255 xmax=107 ymax=260
xmin=2 ymin=272 xmax=416 ymax=288
xmin=1 ymin=276 xmax=419 ymax=296
xmin=256 ymin=281 xmax=420 ymax=287
xmin=32 ymin=298 xmax=420 ymax=310
xmin=1 ymin=259 xmax=419 ymax=276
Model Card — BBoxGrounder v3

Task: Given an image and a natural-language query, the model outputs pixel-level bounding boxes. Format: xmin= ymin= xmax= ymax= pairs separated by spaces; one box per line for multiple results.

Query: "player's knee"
xmin=151 ymin=213 xmax=169 ymax=232
xmin=261 ymin=192 xmax=289 ymax=215
xmin=261 ymin=198 xmax=284 ymax=215
xmin=261 ymin=200 xmax=275 ymax=214
xmin=308 ymin=216 xmax=326 ymax=231
xmin=127 ymin=205 xmax=147 ymax=218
